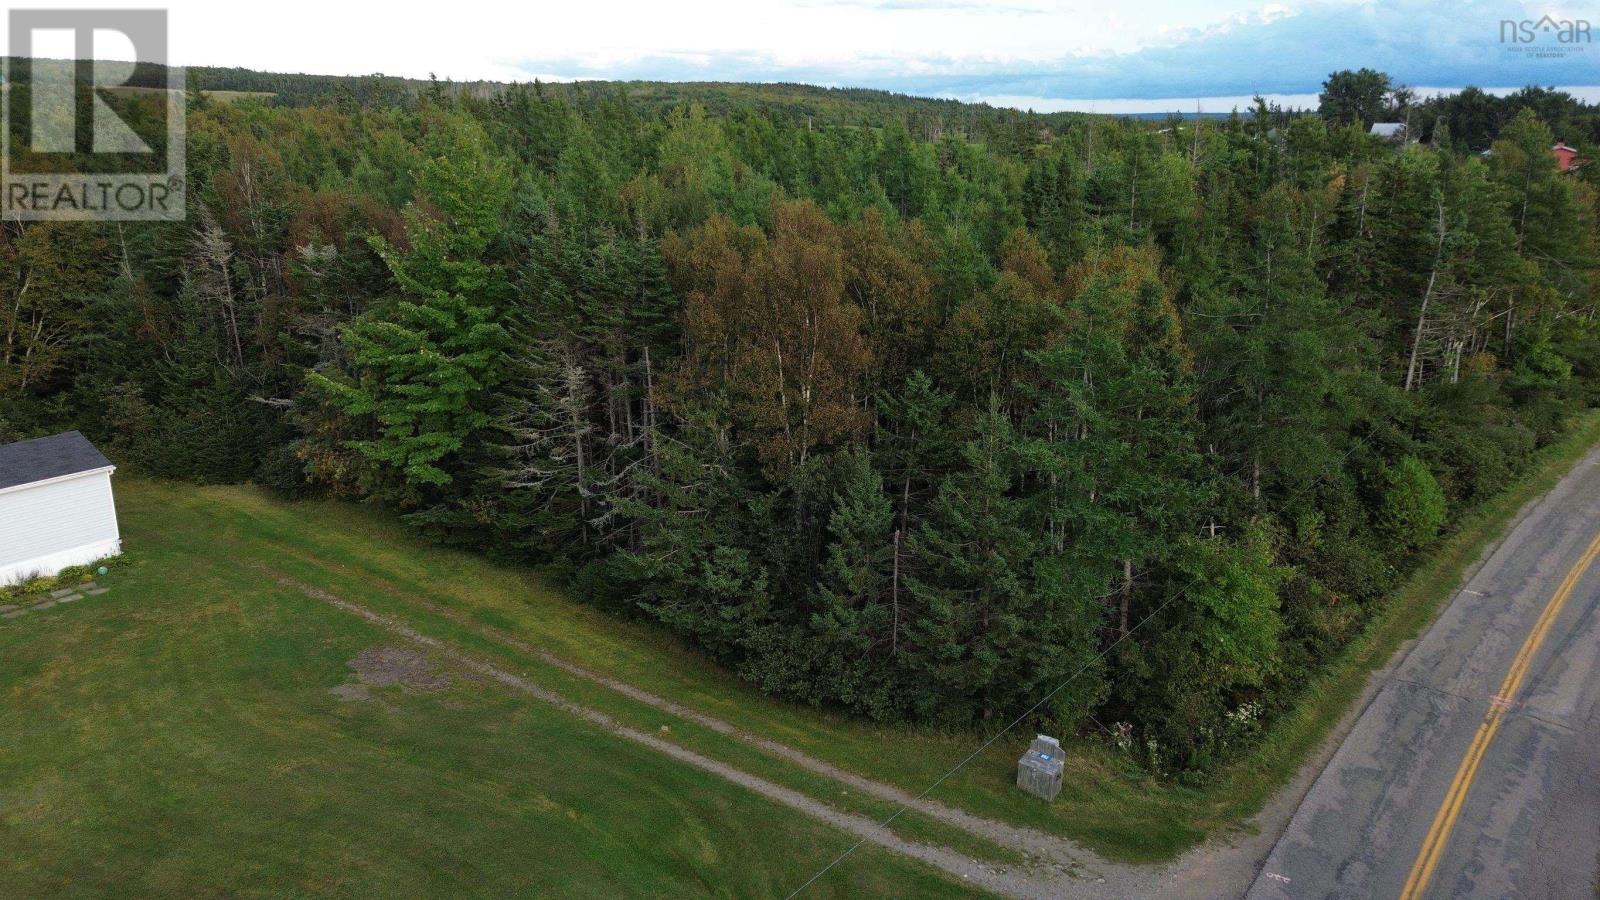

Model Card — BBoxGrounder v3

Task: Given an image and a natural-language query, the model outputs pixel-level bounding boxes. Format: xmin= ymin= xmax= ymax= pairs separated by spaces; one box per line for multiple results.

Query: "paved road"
xmin=1248 ymin=446 xmax=1600 ymax=900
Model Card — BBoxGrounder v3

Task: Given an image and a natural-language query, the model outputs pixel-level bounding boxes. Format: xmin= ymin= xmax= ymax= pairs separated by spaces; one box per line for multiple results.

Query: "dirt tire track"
xmin=267 ymin=570 xmax=1075 ymax=899
xmin=321 ymin=566 xmax=1110 ymax=875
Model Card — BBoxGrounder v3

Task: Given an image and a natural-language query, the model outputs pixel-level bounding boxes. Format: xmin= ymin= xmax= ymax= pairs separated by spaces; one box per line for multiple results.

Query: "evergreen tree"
xmin=1026 ymin=246 xmax=1208 ymax=636
xmin=1318 ymin=68 xmax=1393 ymax=128
xmin=307 ymin=123 xmax=514 ymax=496
xmin=905 ymin=396 xmax=1105 ymax=725
xmin=801 ymin=447 xmax=902 ymax=717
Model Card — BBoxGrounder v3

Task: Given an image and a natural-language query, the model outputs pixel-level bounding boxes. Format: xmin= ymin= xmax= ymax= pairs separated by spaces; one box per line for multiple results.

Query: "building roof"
xmin=1553 ymin=142 xmax=1586 ymax=172
xmin=0 ymin=431 xmax=113 ymax=492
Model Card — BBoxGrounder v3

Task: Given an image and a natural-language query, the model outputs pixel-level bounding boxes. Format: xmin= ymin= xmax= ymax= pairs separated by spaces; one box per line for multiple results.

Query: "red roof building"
xmin=1553 ymin=142 xmax=1584 ymax=172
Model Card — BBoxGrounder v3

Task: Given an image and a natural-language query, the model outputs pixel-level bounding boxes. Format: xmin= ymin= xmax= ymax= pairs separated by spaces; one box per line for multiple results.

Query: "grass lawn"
xmin=5 ymin=410 xmax=1594 ymax=889
xmin=0 ymin=500 xmax=973 ymax=898
xmin=101 ymin=477 xmax=1207 ymax=862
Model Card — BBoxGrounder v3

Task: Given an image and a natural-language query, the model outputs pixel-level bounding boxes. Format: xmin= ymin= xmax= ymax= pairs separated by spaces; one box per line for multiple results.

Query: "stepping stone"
xmin=0 ymin=604 xmax=17 ymax=613
xmin=57 ymin=594 xmax=82 ymax=603
xmin=30 ymin=600 xmax=56 ymax=611
xmin=50 ymin=587 xmax=75 ymax=598
xmin=85 ymin=588 xmax=108 ymax=596
xmin=2 ymin=610 xmax=24 ymax=619
xmin=80 ymin=582 xmax=99 ymax=591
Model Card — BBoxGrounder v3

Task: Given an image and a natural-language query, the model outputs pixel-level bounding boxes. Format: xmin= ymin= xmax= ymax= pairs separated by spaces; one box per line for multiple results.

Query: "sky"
xmin=9 ymin=0 xmax=1600 ymax=112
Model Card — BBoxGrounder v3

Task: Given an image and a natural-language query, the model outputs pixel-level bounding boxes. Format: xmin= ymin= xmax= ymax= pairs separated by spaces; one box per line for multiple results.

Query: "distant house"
xmin=0 ymin=432 xmax=121 ymax=584
xmin=1553 ymin=142 xmax=1584 ymax=172
xmin=1369 ymin=122 xmax=1409 ymax=142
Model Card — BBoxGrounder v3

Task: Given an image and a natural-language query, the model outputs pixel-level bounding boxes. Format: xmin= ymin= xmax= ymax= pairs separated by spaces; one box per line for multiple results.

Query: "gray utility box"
xmin=1016 ymin=734 xmax=1064 ymax=801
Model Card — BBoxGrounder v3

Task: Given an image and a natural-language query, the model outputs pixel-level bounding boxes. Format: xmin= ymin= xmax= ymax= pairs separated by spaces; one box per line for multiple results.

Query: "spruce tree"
xmin=307 ymin=122 xmax=514 ymax=496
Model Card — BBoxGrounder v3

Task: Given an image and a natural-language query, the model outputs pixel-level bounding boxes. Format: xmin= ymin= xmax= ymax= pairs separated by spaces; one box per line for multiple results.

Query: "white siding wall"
xmin=0 ymin=471 xmax=121 ymax=583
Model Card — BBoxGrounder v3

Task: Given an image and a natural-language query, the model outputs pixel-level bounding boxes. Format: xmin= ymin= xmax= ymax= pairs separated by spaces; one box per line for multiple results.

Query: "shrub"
xmin=1376 ymin=456 xmax=1448 ymax=553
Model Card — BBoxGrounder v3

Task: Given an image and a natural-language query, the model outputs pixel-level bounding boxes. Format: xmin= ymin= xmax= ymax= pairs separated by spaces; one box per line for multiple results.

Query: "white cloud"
xmin=7 ymin=0 xmax=1598 ymax=110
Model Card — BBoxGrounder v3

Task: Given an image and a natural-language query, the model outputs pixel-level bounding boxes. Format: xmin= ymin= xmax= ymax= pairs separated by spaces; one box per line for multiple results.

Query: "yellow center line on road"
xmin=1399 ymin=530 xmax=1600 ymax=900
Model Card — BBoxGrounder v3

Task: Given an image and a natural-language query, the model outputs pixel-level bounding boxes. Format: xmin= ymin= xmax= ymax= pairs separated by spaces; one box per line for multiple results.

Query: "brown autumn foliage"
xmin=664 ymin=198 xmax=872 ymax=476
xmin=946 ymin=228 xmax=1066 ymax=398
xmin=841 ymin=209 xmax=939 ymax=388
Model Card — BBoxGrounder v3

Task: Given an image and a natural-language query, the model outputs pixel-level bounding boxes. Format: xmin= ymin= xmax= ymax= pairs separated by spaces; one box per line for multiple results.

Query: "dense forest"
xmin=4 ymin=69 xmax=1598 ymax=774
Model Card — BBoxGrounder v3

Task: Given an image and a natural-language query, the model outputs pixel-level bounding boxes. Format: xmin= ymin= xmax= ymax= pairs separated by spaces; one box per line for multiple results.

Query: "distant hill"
xmin=1119 ymin=111 xmax=1256 ymax=120
xmin=5 ymin=57 xmax=1105 ymax=134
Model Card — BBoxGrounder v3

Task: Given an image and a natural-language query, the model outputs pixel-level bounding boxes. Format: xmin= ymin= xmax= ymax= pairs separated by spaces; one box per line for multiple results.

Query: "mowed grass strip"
xmin=67 ymin=409 xmax=1600 ymax=869
xmin=252 ymin=554 xmax=1031 ymax=870
xmin=145 ymin=494 xmax=1029 ymax=871
xmin=120 ymin=477 xmax=1217 ymax=859
xmin=122 ymin=479 xmax=1202 ymax=859
xmin=0 ymin=519 xmax=977 ymax=898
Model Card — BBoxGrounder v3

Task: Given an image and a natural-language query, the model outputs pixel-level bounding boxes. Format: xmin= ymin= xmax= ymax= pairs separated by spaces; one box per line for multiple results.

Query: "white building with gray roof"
xmin=0 ymin=431 xmax=121 ymax=584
